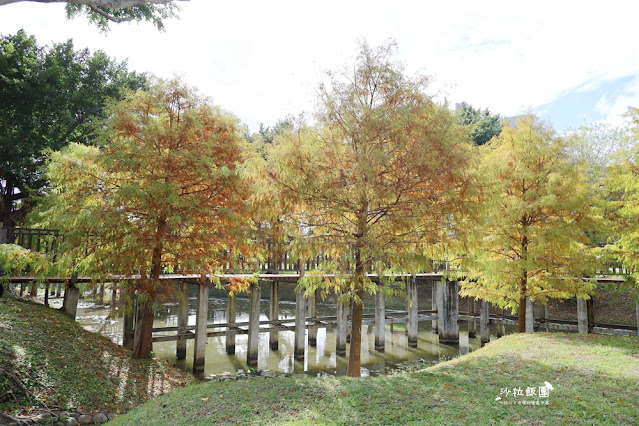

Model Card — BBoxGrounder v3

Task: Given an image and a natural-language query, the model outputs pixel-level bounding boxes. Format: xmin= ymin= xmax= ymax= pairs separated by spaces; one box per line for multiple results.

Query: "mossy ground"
xmin=0 ymin=295 xmax=189 ymax=418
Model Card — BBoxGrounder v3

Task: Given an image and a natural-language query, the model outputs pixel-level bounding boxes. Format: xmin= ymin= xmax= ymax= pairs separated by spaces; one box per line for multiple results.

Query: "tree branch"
xmin=0 ymin=0 xmax=187 ymax=8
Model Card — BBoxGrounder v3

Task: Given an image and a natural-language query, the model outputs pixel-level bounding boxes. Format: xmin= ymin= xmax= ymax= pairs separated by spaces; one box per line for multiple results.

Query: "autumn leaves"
xmin=32 ymin=42 xmax=639 ymax=369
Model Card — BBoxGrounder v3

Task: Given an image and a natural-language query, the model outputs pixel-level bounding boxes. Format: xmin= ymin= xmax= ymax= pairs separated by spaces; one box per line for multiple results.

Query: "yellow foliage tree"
xmin=460 ymin=115 xmax=598 ymax=332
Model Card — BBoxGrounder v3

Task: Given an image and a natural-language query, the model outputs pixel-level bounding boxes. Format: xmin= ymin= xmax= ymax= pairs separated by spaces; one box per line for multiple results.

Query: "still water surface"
xmin=59 ymin=293 xmax=499 ymax=378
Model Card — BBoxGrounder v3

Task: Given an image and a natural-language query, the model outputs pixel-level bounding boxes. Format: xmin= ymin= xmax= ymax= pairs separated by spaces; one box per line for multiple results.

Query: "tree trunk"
xmin=517 ymin=293 xmax=526 ymax=332
xmin=44 ymin=282 xmax=50 ymax=307
xmin=133 ymin=293 xmax=155 ymax=358
xmin=347 ymin=287 xmax=364 ymax=377
xmin=132 ymin=217 xmax=165 ymax=358
xmin=518 ymin=234 xmax=528 ymax=333
xmin=517 ymin=271 xmax=527 ymax=332
xmin=29 ymin=283 xmax=37 ymax=297
xmin=347 ymin=245 xmax=365 ymax=377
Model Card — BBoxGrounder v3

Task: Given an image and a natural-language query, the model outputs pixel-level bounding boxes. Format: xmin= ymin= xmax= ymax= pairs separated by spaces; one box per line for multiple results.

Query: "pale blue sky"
xmin=0 ymin=0 xmax=637 ymax=132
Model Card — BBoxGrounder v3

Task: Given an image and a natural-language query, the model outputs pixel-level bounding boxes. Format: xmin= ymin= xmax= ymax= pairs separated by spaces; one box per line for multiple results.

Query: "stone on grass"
xmin=65 ymin=418 xmax=78 ymax=426
xmin=77 ymin=414 xmax=93 ymax=425
xmin=34 ymin=413 xmax=52 ymax=423
xmin=93 ymin=413 xmax=108 ymax=424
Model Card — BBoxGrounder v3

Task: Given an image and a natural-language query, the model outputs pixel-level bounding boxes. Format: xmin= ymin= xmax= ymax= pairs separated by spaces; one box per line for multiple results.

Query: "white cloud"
xmin=595 ymin=76 xmax=639 ymax=125
xmin=0 ymin=0 xmax=637 ymax=130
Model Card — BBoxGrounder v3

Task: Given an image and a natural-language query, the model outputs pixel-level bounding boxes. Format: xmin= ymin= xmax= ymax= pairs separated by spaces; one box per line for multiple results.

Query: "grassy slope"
xmin=115 ymin=333 xmax=639 ymax=425
xmin=0 ymin=296 xmax=188 ymax=416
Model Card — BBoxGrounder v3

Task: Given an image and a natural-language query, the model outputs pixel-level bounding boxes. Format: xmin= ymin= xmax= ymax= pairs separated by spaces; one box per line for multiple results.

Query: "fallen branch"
xmin=0 ymin=412 xmax=27 ymax=426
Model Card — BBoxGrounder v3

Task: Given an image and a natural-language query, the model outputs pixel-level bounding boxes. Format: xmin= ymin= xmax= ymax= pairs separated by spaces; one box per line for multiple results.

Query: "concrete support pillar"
xmin=539 ymin=304 xmax=549 ymax=332
xmin=497 ymin=308 xmax=505 ymax=337
xmin=247 ymin=283 xmax=261 ymax=366
xmin=294 ymin=289 xmax=306 ymax=361
xmin=193 ymin=284 xmax=209 ymax=373
xmin=480 ymin=300 xmax=490 ymax=346
xmin=468 ymin=297 xmax=476 ymax=338
xmin=407 ymin=275 xmax=418 ymax=348
xmin=56 ymin=282 xmax=62 ymax=298
xmin=294 ymin=262 xmax=306 ymax=361
xmin=269 ymin=280 xmax=279 ymax=350
xmin=176 ymin=282 xmax=189 ymax=360
xmin=577 ymin=297 xmax=588 ymax=334
xmin=110 ymin=284 xmax=117 ymax=307
xmin=525 ymin=297 xmax=535 ymax=333
xmin=375 ymin=286 xmax=386 ymax=352
xmin=587 ymin=298 xmax=595 ymax=333
xmin=544 ymin=305 xmax=550 ymax=332
xmin=437 ymin=280 xmax=459 ymax=344
xmin=226 ymin=293 xmax=236 ymax=354
xmin=336 ymin=298 xmax=347 ymax=356
xmin=431 ymin=281 xmax=438 ymax=334
xmin=123 ymin=298 xmax=135 ymax=350
xmin=308 ymin=289 xmax=318 ymax=347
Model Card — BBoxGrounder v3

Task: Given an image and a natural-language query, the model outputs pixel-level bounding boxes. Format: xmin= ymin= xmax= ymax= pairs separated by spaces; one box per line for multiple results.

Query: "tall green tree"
xmin=0 ymin=30 xmax=146 ymax=226
xmin=265 ymin=41 xmax=475 ymax=377
xmin=455 ymin=102 xmax=502 ymax=145
xmin=460 ymin=115 xmax=598 ymax=332
xmin=41 ymin=79 xmax=248 ymax=358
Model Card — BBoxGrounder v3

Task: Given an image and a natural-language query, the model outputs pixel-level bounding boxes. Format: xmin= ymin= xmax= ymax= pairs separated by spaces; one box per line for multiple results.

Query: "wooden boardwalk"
xmin=3 ymin=271 xmax=637 ymax=373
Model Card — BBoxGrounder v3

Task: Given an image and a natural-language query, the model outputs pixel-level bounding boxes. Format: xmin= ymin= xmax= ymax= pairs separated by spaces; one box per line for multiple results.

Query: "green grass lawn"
xmin=0 ymin=295 xmax=189 ymax=417
xmin=113 ymin=333 xmax=639 ymax=425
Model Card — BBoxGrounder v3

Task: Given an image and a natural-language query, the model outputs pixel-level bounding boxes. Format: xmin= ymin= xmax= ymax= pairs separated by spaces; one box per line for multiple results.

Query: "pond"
xmin=54 ymin=288 xmax=511 ymax=378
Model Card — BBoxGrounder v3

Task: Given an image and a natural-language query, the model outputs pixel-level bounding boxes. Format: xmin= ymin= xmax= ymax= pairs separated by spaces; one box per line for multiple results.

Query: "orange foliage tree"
xmin=263 ymin=42 xmax=475 ymax=377
xmin=44 ymin=78 xmax=248 ymax=358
